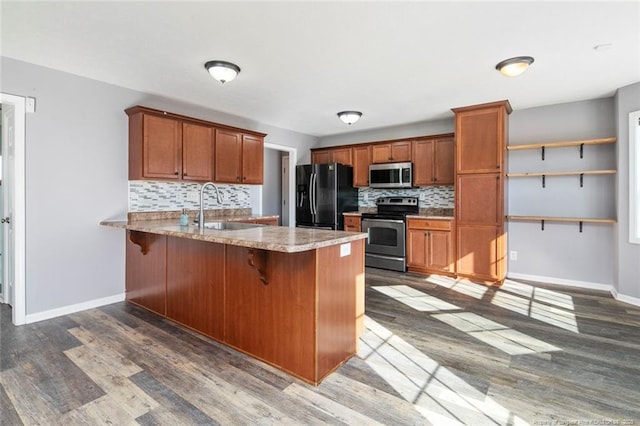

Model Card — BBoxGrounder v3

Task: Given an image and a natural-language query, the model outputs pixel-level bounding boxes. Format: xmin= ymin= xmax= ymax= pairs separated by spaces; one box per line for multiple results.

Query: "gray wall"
xmin=0 ymin=56 xmax=318 ymax=316
xmin=506 ymin=98 xmax=617 ymax=286
xmin=615 ymin=82 xmax=640 ymax=299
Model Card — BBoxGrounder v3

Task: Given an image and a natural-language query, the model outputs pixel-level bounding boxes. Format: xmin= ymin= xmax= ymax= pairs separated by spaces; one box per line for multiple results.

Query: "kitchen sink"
xmin=203 ymin=221 xmax=264 ymax=231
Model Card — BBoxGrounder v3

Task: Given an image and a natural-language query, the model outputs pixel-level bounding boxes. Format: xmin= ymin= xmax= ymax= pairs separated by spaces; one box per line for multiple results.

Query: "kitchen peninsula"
xmin=101 ymin=217 xmax=366 ymax=385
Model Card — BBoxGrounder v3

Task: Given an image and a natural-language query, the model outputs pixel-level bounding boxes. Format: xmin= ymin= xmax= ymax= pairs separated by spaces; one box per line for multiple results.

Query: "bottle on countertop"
xmin=180 ymin=209 xmax=189 ymax=226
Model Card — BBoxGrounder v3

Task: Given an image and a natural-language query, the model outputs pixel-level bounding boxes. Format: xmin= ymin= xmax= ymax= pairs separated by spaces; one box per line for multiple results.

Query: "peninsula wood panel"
xmin=181 ymin=123 xmax=213 ymax=181
xmin=166 ymin=237 xmax=225 ymax=340
xmin=224 ymin=246 xmax=317 ymax=382
xmin=125 ymin=231 xmax=167 ymax=315
xmin=316 ymin=239 xmax=363 ymax=379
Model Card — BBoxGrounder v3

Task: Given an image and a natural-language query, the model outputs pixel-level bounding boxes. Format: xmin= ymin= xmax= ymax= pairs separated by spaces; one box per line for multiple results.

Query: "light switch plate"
xmin=340 ymin=243 xmax=351 ymax=257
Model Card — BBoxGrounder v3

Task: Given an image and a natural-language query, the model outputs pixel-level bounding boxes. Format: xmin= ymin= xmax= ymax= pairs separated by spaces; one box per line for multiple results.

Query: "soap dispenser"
xmin=180 ymin=209 xmax=189 ymax=226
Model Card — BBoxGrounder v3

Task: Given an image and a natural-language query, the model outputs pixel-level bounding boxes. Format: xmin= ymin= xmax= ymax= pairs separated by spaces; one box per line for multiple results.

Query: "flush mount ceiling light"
xmin=337 ymin=111 xmax=362 ymax=125
xmin=204 ymin=60 xmax=241 ymax=83
xmin=495 ymin=56 xmax=534 ymax=77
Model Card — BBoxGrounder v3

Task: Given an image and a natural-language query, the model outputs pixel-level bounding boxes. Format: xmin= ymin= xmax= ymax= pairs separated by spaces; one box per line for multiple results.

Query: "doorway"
xmin=1 ymin=93 xmax=27 ymax=325
xmin=264 ymin=143 xmax=296 ymax=227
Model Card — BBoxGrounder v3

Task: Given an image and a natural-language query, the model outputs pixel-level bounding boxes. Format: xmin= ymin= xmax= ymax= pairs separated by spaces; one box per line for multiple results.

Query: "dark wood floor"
xmin=2 ymin=268 xmax=640 ymax=425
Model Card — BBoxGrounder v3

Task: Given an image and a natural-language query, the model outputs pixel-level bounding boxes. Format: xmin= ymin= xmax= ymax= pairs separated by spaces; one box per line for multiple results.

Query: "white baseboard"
xmin=25 ymin=293 xmax=126 ymax=324
xmin=506 ymin=272 xmax=640 ymax=308
xmin=506 ymin=272 xmax=615 ymax=292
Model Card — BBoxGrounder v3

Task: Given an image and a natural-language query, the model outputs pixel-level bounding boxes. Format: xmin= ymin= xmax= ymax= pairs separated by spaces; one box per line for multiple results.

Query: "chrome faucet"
xmin=197 ymin=182 xmax=223 ymax=229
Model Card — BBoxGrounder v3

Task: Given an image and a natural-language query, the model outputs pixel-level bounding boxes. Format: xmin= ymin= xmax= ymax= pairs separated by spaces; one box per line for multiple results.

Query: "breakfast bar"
xmin=101 ymin=218 xmax=366 ymax=385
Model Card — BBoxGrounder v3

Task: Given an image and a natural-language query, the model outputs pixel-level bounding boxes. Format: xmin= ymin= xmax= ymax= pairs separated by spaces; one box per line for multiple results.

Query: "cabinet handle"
xmin=183 ymin=172 xmax=188 ymax=176
xmin=174 ymin=171 xmax=179 ymax=175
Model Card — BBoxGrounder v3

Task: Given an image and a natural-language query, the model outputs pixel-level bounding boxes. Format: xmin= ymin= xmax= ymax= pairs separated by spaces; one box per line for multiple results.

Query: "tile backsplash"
xmin=129 ymin=181 xmax=251 ymax=212
xmin=358 ymin=186 xmax=454 ymax=208
xmin=129 ymin=180 xmax=453 ymax=213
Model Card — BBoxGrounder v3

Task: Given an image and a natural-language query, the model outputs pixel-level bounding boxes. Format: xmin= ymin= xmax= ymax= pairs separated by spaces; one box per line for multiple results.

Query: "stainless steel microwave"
xmin=369 ymin=162 xmax=413 ymax=188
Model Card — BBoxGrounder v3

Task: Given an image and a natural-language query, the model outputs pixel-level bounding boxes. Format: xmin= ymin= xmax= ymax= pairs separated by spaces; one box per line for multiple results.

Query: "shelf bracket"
xmin=579 ymin=221 xmax=583 ymax=233
xmin=128 ymin=231 xmax=150 ymax=255
xmin=542 ymin=174 xmax=546 ymax=188
xmin=579 ymin=173 xmax=584 ymax=188
xmin=541 ymin=219 xmax=545 ymax=231
xmin=579 ymin=143 xmax=584 ymax=159
xmin=541 ymin=146 xmax=545 ymax=161
xmin=247 ymin=248 xmax=269 ymax=285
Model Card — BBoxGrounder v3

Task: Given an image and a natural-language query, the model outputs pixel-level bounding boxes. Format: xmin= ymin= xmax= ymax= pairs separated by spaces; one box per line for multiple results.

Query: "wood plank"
xmin=507 ymin=169 xmax=616 ymax=177
xmin=506 ymin=215 xmax=617 ymax=224
xmin=507 ymin=137 xmax=616 ymax=150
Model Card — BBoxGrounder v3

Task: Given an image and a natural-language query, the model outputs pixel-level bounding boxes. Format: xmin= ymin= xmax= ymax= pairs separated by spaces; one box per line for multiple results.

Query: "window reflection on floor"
xmin=359 ymin=316 xmax=529 ymax=425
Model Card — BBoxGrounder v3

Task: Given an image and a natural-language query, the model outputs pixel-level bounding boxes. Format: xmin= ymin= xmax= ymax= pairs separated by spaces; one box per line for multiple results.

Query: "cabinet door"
xmin=433 ymin=137 xmax=454 ymax=185
xmin=407 ymin=229 xmax=428 ymax=268
xmin=456 ymin=173 xmax=501 ymax=226
xmin=182 ymin=123 xmax=213 ymax=181
xmin=412 ymin=140 xmax=435 ymax=186
xmin=331 ymin=147 xmax=353 ymax=166
xmin=312 ymin=150 xmax=331 ymax=164
xmin=372 ymin=142 xmax=412 ymax=163
xmin=241 ymin=134 xmax=264 ymax=184
xmin=371 ymin=144 xmax=392 ymax=163
xmin=343 ymin=215 xmax=361 ymax=232
xmin=352 ymin=145 xmax=371 ymax=187
xmin=125 ymin=231 xmax=167 ymax=315
xmin=427 ymin=230 xmax=453 ymax=273
xmin=456 ymin=225 xmax=502 ymax=281
xmin=143 ymin=114 xmax=181 ymax=179
xmin=166 ymin=237 xmax=225 ymax=340
xmin=456 ymin=107 xmax=504 ymax=173
xmin=391 ymin=141 xmax=412 ymax=162
xmin=214 ymin=129 xmax=242 ymax=183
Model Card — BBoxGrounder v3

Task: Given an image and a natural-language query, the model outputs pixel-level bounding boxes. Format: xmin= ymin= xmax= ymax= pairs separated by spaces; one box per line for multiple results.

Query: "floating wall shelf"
xmin=506 ymin=170 xmax=616 ymax=188
xmin=506 ymin=215 xmax=616 ymax=232
xmin=507 ymin=137 xmax=616 ymax=160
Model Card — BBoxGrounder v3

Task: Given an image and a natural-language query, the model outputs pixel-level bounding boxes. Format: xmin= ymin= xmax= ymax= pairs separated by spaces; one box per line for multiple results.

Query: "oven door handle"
xmin=362 ymin=218 xmax=405 ymax=224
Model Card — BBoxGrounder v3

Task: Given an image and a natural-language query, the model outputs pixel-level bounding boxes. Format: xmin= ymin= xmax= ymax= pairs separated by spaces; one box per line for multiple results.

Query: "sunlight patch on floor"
xmin=433 ymin=312 xmax=561 ymax=355
xmin=423 ymin=275 xmax=488 ymax=300
xmin=359 ymin=316 xmax=529 ymax=426
xmin=373 ymin=285 xmax=460 ymax=312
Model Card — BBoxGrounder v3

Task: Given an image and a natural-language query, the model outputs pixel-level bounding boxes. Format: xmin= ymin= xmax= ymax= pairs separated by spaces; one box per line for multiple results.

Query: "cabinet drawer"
xmin=344 ymin=215 xmax=361 ymax=227
xmin=407 ymin=218 xmax=452 ymax=230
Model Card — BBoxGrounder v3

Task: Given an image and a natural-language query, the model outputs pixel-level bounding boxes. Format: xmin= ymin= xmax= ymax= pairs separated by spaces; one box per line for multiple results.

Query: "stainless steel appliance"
xmin=362 ymin=196 xmax=419 ymax=271
xmin=369 ymin=162 xmax=413 ymax=189
xmin=296 ymin=163 xmax=359 ymax=230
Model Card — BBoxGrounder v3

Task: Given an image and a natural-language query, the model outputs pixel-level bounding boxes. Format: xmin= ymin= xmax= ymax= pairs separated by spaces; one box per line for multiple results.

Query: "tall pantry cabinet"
xmin=452 ymin=100 xmax=512 ymax=284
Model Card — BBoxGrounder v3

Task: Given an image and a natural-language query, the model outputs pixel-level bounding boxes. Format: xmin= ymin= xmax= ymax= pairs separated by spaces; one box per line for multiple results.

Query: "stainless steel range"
xmin=361 ymin=196 xmax=419 ymax=272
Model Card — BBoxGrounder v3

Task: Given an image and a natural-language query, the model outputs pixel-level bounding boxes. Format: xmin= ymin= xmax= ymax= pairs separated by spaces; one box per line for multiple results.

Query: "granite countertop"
xmin=101 ymin=215 xmax=367 ymax=253
xmin=343 ymin=208 xmax=454 ymax=219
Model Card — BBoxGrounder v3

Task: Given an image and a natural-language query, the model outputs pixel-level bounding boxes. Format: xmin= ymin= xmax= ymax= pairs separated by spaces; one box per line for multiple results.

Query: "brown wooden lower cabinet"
xmin=456 ymin=225 xmax=505 ymax=283
xmin=125 ymin=231 xmax=364 ymax=385
xmin=406 ymin=218 xmax=454 ymax=276
xmin=343 ymin=215 xmax=361 ymax=232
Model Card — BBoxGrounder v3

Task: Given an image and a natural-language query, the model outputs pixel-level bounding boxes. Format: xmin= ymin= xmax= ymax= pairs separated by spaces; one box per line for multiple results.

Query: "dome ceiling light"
xmin=337 ymin=111 xmax=362 ymax=125
xmin=495 ymin=56 xmax=534 ymax=77
xmin=204 ymin=60 xmax=241 ymax=84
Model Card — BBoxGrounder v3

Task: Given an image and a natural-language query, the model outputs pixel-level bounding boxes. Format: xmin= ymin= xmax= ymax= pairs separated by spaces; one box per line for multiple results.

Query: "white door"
xmin=1 ymin=93 xmax=26 ymax=325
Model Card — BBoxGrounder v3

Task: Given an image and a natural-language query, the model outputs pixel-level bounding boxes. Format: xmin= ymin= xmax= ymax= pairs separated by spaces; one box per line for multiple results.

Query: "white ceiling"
xmin=1 ymin=1 xmax=639 ymax=137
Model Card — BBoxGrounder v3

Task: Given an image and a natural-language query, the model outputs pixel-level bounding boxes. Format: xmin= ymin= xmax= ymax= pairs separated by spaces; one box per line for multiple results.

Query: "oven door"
xmin=362 ymin=218 xmax=405 ymax=257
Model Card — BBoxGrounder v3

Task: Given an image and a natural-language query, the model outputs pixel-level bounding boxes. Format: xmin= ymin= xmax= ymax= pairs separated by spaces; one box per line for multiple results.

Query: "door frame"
xmin=1 ymin=93 xmax=26 ymax=325
xmin=264 ymin=142 xmax=296 ymax=228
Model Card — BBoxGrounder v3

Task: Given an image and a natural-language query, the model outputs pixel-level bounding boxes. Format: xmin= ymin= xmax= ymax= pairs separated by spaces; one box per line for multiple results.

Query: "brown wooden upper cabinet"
xmin=352 ymin=145 xmax=372 ymax=187
xmin=311 ymin=147 xmax=353 ymax=166
xmin=455 ymin=106 xmax=507 ymax=174
xmin=412 ymin=137 xmax=454 ymax=186
xmin=126 ymin=106 xmax=265 ymax=184
xmin=371 ymin=141 xmax=412 ymax=163
xmin=214 ymin=129 xmax=264 ymax=184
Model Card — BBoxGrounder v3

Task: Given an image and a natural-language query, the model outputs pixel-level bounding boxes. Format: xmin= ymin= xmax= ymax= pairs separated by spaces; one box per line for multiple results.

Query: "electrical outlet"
xmin=510 ymin=251 xmax=518 ymax=261
xmin=186 ymin=192 xmax=199 ymax=202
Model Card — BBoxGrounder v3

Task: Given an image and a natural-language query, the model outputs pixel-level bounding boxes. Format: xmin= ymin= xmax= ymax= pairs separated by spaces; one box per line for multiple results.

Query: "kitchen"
xmin=1 ymin=1 xmax=640 ymax=424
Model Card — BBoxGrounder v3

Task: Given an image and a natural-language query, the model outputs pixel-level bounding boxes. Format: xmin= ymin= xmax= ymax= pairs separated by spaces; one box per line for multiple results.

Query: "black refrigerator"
xmin=296 ymin=163 xmax=359 ymax=230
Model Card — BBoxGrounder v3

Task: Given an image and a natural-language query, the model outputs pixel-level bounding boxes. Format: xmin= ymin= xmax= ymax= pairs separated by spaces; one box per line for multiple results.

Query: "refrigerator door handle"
xmin=311 ymin=172 xmax=317 ymax=216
